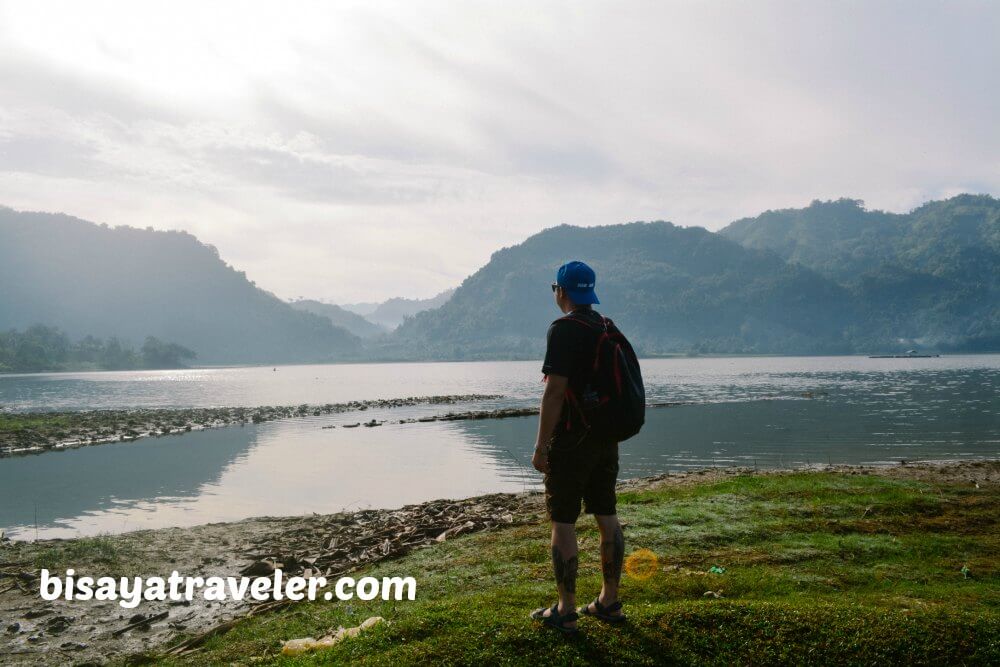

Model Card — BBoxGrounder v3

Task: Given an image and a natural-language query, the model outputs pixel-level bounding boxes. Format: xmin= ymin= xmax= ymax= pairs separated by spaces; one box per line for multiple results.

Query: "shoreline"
xmin=0 ymin=394 xmax=505 ymax=458
xmin=0 ymin=400 xmax=696 ymax=458
xmin=6 ymin=351 xmax=998 ymax=379
xmin=1 ymin=458 xmax=997 ymax=664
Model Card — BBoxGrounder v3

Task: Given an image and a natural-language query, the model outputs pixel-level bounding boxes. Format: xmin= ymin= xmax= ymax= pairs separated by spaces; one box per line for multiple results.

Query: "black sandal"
xmin=530 ymin=603 xmax=579 ymax=635
xmin=578 ymin=597 xmax=626 ymax=623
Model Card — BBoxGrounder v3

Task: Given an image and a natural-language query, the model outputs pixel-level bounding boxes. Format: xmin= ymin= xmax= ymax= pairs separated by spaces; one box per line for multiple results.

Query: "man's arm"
xmin=532 ymin=373 xmax=568 ymax=473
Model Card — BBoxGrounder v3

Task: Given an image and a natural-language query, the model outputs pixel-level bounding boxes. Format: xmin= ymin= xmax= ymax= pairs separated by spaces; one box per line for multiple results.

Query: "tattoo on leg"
xmin=601 ymin=524 xmax=625 ymax=584
xmin=551 ymin=545 xmax=578 ymax=594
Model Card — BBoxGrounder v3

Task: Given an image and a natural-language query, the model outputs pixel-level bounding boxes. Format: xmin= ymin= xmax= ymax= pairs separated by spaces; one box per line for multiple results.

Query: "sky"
xmin=1 ymin=1 xmax=998 ymax=303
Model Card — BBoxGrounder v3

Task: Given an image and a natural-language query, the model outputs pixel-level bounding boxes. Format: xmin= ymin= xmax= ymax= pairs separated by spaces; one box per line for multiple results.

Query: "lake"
xmin=2 ymin=355 xmax=998 ymax=539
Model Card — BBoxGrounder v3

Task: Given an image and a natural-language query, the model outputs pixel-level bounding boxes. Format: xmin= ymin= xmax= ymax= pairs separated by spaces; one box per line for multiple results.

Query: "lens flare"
xmin=624 ymin=548 xmax=658 ymax=581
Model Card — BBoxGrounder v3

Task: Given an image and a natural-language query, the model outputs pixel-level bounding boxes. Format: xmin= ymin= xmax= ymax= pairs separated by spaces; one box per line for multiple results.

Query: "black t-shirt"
xmin=541 ymin=308 xmax=605 ymax=435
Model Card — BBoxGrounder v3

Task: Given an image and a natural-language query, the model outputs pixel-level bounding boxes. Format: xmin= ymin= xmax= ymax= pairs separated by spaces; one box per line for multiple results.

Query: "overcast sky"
xmin=1 ymin=1 xmax=997 ymax=302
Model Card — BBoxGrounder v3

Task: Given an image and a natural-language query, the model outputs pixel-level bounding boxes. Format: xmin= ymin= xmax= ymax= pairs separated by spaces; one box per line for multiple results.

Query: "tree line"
xmin=0 ymin=325 xmax=196 ymax=372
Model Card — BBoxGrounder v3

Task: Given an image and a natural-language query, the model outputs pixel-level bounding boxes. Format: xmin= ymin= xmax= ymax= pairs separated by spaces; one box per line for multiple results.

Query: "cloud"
xmin=0 ymin=0 xmax=998 ymax=301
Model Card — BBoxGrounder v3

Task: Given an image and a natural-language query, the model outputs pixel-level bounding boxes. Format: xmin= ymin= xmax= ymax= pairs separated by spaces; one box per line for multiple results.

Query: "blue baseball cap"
xmin=556 ymin=260 xmax=599 ymax=305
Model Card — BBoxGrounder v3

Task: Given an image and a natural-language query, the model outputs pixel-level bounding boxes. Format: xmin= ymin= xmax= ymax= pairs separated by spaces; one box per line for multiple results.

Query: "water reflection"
xmin=1 ymin=358 xmax=998 ymax=539
xmin=0 ymin=419 xmax=529 ymax=539
xmin=0 ymin=426 xmax=259 ymax=538
xmin=454 ymin=397 xmax=1000 ymax=477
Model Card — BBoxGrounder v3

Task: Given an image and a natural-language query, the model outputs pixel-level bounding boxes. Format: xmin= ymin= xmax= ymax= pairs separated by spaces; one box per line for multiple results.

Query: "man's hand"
xmin=531 ymin=446 xmax=550 ymax=474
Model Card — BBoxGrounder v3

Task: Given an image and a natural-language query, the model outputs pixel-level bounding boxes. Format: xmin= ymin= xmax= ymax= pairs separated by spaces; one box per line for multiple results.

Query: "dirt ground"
xmin=1 ymin=458 xmax=997 ymax=665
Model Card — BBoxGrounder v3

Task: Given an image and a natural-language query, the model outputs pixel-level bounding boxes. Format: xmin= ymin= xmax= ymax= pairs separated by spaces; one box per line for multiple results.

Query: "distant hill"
xmin=0 ymin=207 xmax=361 ymax=364
xmin=290 ymin=299 xmax=387 ymax=338
xmin=377 ymin=221 xmax=860 ymax=359
xmin=341 ymin=289 xmax=455 ymax=329
xmin=376 ymin=195 xmax=1000 ymax=359
xmin=4 ymin=195 xmax=996 ymax=367
xmin=721 ymin=195 xmax=1000 ymax=351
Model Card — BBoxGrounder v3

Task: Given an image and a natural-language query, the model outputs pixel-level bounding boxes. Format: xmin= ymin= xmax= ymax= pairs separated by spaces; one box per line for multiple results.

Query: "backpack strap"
xmin=558 ymin=313 xmax=609 ymax=372
xmin=554 ymin=314 xmax=599 ymax=431
xmin=554 ymin=313 xmax=614 ymax=432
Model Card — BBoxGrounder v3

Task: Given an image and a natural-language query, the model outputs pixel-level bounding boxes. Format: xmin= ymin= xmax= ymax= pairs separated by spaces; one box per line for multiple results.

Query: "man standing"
xmin=530 ymin=260 xmax=626 ymax=634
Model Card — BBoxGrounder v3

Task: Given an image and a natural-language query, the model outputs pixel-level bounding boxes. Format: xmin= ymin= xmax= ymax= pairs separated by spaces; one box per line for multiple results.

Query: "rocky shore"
xmin=1 ymin=458 xmax=997 ymax=665
xmin=0 ymin=394 xmax=503 ymax=458
xmin=0 ymin=399 xmax=697 ymax=458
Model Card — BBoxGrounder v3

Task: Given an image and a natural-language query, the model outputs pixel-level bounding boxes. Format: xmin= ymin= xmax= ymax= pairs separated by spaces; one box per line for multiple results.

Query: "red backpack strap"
xmin=558 ymin=313 xmax=610 ymax=371
xmin=554 ymin=313 xmax=606 ymax=430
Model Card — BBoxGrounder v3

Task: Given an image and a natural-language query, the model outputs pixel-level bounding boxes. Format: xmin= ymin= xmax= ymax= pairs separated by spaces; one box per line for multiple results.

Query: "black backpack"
xmin=559 ymin=313 xmax=645 ymax=442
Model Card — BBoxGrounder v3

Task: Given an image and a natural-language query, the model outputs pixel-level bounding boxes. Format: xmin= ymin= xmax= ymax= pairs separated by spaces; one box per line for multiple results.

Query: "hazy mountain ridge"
xmin=289 ymin=299 xmax=388 ymax=338
xmin=3 ymin=194 xmax=997 ymax=366
xmin=0 ymin=207 xmax=361 ymax=364
xmin=341 ymin=289 xmax=456 ymax=330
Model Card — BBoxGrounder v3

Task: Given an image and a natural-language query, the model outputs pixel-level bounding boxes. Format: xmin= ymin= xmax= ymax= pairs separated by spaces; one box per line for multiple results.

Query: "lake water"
xmin=2 ymin=355 xmax=998 ymax=539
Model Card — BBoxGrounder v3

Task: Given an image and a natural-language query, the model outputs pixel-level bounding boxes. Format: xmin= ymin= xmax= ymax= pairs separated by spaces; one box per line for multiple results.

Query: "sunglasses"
xmin=550 ymin=283 xmax=560 ymax=292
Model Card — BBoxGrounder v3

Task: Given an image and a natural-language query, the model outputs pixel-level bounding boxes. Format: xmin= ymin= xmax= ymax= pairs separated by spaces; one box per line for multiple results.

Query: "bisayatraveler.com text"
xmin=39 ymin=568 xmax=416 ymax=608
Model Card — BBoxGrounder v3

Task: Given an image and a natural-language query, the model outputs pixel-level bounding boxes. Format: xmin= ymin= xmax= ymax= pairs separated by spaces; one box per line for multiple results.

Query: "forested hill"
xmin=378 ymin=221 xmax=859 ymax=359
xmin=0 ymin=207 xmax=361 ymax=364
xmin=380 ymin=195 xmax=1000 ymax=359
xmin=4 ymin=195 xmax=996 ymax=366
xmin=721 ymin=195 xmax=1000 ymax=351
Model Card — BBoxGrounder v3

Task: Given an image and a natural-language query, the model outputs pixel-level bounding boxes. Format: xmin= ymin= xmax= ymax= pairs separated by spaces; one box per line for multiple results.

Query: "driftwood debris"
xmin=164 ymin=493 xmax=536 ymax=656
xmin=239 ymin=493 xmax=528 ymax=579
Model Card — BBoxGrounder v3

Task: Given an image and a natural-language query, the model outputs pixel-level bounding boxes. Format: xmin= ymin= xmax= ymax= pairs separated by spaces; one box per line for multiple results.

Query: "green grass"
xmin=0 ymin=412 xmax=74 ymax=435
xmin=31 ymin=535 xmax=142 ymax=577
xmin=161 ymin=472 xmax=1000 ymax=665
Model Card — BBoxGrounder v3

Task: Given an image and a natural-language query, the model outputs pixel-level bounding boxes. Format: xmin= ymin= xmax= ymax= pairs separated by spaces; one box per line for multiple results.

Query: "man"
xmin=530 ymin=260 xmax=626 ymax=634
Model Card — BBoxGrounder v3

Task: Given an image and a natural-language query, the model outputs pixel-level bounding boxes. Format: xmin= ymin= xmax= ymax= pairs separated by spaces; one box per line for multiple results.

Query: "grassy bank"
xmin=160 ymin=467 xmax=999 ymax=665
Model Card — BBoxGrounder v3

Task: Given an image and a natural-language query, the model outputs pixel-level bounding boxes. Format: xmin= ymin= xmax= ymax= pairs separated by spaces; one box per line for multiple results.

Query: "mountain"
xmin=338 ymin=302 xmax=379 ymax=317
xmin=721 ymin=195 xmax=1000 ymax=350
xmin=341 ymin=288 xmax=455 ymax=329
xmin=0 ymin=207 xmax=361 ymax=364
xmin=378 ymin=221 xmax=860 ymax=360
xmin=4 ymin=195 xmax=996 ymax=367
xmin=290 ymin=299 xmax=387 ymax=338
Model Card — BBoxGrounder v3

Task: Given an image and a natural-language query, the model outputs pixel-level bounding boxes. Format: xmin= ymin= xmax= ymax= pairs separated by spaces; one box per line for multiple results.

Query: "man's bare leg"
xmin=541 ymin=521 xmax=578 ymax=627
xmin=585 ymin=514 xmax=625 ymax=616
